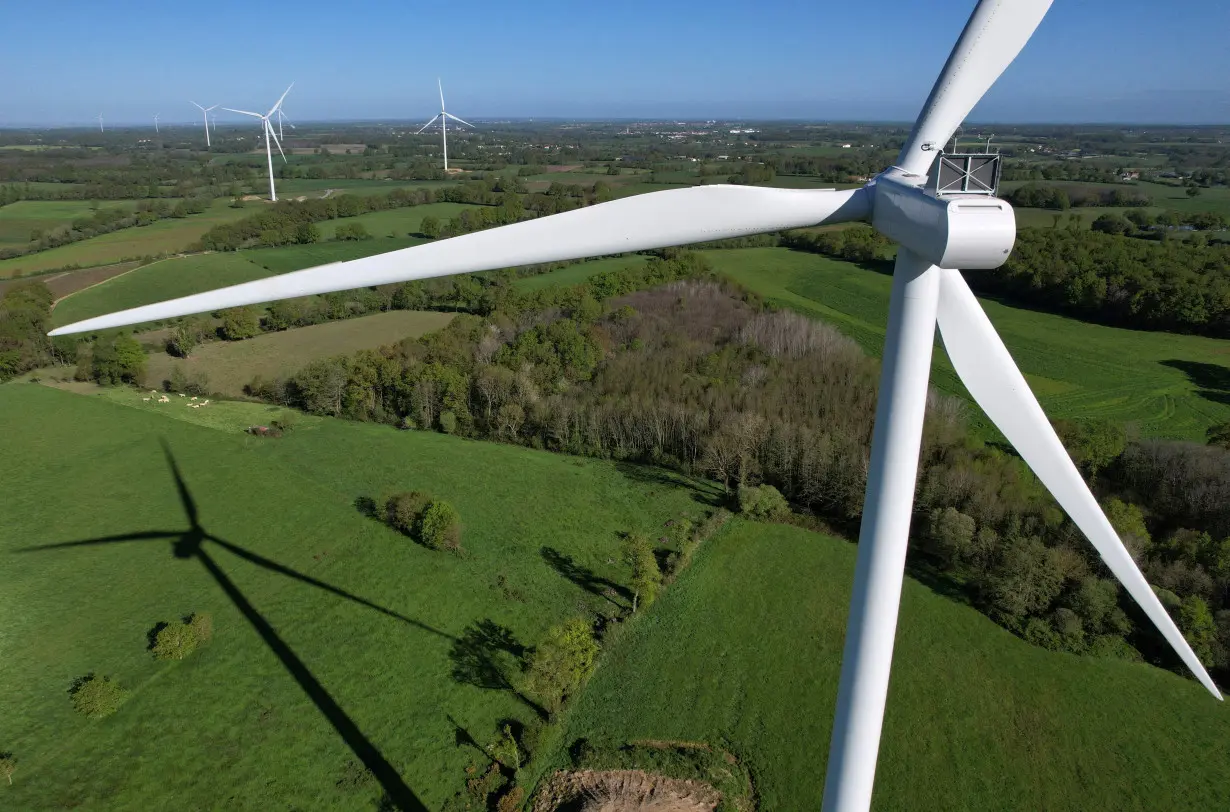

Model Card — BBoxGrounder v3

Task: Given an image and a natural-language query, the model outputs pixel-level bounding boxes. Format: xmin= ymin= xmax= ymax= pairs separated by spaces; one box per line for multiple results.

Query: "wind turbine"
xmin=223 ymin=84 xmax=293 ymax=202
xmin=275 ymin=107 xmax=295 ymax=141
xmin=97 ymin=113 xmax=104 ymax=133
xmin=48 ymin=3 xmax=1222 ymax=809
xmin=154 ymin=113 xmax=160 ymax=134
xmin=416 ymin=78 xmax=473 ymax=172
xmin=191 ymin=101 xmax=218 ymax=148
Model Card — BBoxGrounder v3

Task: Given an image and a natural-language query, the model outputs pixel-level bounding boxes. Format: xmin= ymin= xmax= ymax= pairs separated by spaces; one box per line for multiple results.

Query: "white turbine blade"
xmin=223 ymin=107 xmax=264 ymax=119
xmin=416 ymin=115 xmax=440 ymax=134
xmin=267 ymin=121 xmax=287 ymax=162
xmin=438 ymin=77 xmax=445 ymax=110
xmin=267 ymin=82 xmax=294 ymax=117
xmin=205 ymin=105 xmax=218 ymax=112
xmin=446 ymin=113 xmax=474 ymax=128
xmin=49 ymin=186 xmax=869 ymax=336
xmin=934 ymin=267 xmax=1221 ymax=700
xmin=190 ymin=101 xmax=205 ymax=112
xmin=897 ymin=0 xmax=1053 ymax=176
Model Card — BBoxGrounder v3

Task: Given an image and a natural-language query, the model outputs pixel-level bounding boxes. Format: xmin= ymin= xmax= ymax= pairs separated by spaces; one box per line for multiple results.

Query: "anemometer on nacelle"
xmin=871 ymin=149 xmax=1014 ymax=271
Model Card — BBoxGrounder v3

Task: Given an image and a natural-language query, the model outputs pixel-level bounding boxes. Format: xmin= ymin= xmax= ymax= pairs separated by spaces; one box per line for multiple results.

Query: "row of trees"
xmin=241 ymin=266 xmax=1230 ymax=685
xmin=974 ymin=228 xmax=1230 ymax=335
xmin=0 ymin=281 xmax=74 ymax=380
xmin=1 ymin=197 xmax=210 ymax=261
xmin=1006 ymin=182 xmax=1153 ymax=210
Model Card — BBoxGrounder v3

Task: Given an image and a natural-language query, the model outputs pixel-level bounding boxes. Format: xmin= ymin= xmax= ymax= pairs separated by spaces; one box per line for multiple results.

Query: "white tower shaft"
xmin=821 ymin=249 xmax=939 ymax=811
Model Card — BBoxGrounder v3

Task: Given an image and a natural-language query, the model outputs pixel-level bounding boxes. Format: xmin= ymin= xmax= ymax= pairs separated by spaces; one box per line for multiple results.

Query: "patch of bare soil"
xmin=532 ymin=769 xmax=721 ymax=812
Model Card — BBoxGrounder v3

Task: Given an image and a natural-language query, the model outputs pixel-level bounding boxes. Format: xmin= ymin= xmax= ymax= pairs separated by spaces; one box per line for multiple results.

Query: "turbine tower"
xmin=275 ymin=107 xmax=295 ymax=141
xmin=49 ymin=4 xmax=1222 ymax=809
xmin=416 ymin=78 xmax=473 ymax=172
xmin=97 ymin=113 xmax=104 ymax=133
xmin=154 ymin=113 xmax=160 ymax=134
xmin=223 ymin=84 xmax=293 ymax=202
xmin=191 ymin=101 xmax=217 ymax=148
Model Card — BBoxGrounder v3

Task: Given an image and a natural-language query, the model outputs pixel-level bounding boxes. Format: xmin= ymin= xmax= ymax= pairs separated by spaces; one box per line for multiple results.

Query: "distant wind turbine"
xmin=224 ymin=84 xmax=293 ymax=202
xmin=154 ymin=113 xmax=160 ymax=134
xmin=416 ymin=78 xmax=473 ymax=172
xmin=276 ymin=107 xmax=295 ymax=141
xmin=191 ymin=102 xmax=218 ymax=148
xmin=97 ymin=113 xmax=104 ymax=133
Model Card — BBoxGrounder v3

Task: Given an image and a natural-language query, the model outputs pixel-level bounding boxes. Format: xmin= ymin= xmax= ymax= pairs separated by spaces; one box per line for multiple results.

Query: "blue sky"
xmin=3 ymin=0 xmax=1228 ymax=127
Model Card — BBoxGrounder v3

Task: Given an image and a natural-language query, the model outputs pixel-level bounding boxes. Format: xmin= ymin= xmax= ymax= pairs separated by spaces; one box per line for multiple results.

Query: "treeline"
xmin=1002 ymin=163 xmax=1125 ymax=184
xmin=0 ymin=198 xmax=210 ymax=261
xmin=0 ymin=282 xmax=58 ymax=380
xmin=781 ymin=225 xmax=891 ymax=263
xmin=241 ymin=268 xmax=1230 ymax=684
xmin=194 ymin=182 xmax=519 ymax=252
xmin=1006 ymin=182 xmax=1152 ymax=209
xmin=975 ymin=228 xmax=1230 ymax=336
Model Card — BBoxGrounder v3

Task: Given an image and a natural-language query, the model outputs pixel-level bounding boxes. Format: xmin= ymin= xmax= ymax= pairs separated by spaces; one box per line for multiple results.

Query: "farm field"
xmin=51 ymin=253 xmax=274 ymax=328
xmin=513 ymin=255 xmax=648 ymax=292
xmin=245 ymin=236 xmax=430 ymax=274
xmin=1001 ymin=179 xmax=1230 ymax=219
xmin=314 ymin=202 xmax=479 ymax=240
xmin=0 ymin=383 xmax=705 ymax=810
xmin=274 ymin=178 xmax=457 ymax=197
xmin=0 ymin=199 xmax=255 ymax=277
xmin=143 ymin=310 xmax=455 ymax=396
xmin=702 ymin=247 xmax=1230 ymax=441
xmin=0 ymin=261 xmax=142 ymax=300
xmin=0 ymin=200 xmax=135 ymax=247
xmin=553 ymin=521 xmax=1230 ymax=811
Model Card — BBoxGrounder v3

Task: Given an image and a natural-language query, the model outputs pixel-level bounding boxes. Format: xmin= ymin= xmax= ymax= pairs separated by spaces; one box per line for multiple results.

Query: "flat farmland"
xmin=0 ymin=200 xmax=135 ymax=247
xmin=513 ymin=255 xmax=648 ymax=292
xmin=144 ymin=310 xmax=455 ymax=396
xmin=702 ymin=247 xmax=1230 ymax=441
xmin=0 ymin=199 xmax=255 ymax=277
xmin=314 ymin=202 xmax=479 ymax=239
xmin=245 ymin=236 xmax=430 ymax=274
xmin=51 ymin=253 xmax=273 ymax=328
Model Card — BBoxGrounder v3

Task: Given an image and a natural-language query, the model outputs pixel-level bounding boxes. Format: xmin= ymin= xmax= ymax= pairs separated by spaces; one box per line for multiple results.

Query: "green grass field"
xmin=314 ymin=203 xmax=479 ymax=240
xmin=702 ymin=247 xmax=1230 ymax=441
xmin=0 ymin=200 xmax=135 ymax=247
xmin=274 ymin=179 xmax=458 ymax=197
xmin=143 ymin=310 xmax=455 ymax=396
xmin=244 ymin=236 xmax=430 ymax=275
xmin=552 ymin=521 xmax=1230 ymax=811
xmin=51 ymin=253 xmax=274 ymax=328
xmin=513 ymin=255 xmax=648 ymax=292
xmin=0 ymin=384 xmax=705 ymax=810
xmin=0 ymin=199 xmax=256 ymax=277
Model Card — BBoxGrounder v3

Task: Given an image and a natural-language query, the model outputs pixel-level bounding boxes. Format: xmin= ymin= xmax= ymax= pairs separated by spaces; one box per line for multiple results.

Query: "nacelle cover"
xmin=872 ymin=176 xmax=1015 ymax=269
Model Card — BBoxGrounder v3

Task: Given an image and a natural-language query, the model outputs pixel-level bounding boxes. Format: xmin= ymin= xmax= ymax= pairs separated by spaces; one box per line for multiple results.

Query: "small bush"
xmin=152 ymin=622 xmax=198 ymax=660
xmin=737 ymin=483 xmax=789 ymax=521
xmin=69 ymin=674 xmax=128 ymax=718
xmin=0 ymin=752 xmax=14 ymax=786
xmin=421 ymin=500 xmax=462 ymax=552
xmin=150 ymin=612 xmax=213 ymax=660
xmin=439 ymin=410 xmax=458 ymax=434
xmin=386 ymin=491 xmax=431 ymax=536
xmin=495 ymin=785 xmax=524 ymax=812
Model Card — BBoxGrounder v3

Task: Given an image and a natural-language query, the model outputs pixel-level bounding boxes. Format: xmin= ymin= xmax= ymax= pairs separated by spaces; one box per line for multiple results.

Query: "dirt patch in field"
xmin=531 ymin=769 xmax=722 ymax=812
xmin=545 ymin=164 xmax=584 ymax=172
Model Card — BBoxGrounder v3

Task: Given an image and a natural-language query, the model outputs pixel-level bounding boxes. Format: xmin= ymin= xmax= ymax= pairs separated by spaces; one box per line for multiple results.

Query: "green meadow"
xmin=0 ymin=384 xmax=704 ymax=810
xmin=702 ymin=247 xmax=1230 ymax=441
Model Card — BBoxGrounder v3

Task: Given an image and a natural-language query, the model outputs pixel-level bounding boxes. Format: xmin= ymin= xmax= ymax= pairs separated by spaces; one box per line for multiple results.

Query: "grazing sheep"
xmin=142 ymin=397 xmax=151 ymax=402
xmin=201 ymin=400 xmax=210 ymax=405
xmin=178 ymin=393 xmax=186 ymax=397
xmin=190 ymin=396 xmax=197 ymax=401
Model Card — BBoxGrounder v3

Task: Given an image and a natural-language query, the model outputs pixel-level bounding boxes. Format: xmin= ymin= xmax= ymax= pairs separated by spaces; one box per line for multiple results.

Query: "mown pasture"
xmin=143 ymin=310 xmax=455 ymax=397
xmin=0 ymin=200 xmax=134 ymax=247
xmin=51 ymin=253 xmax=274 ymax=329
xmin=702 ymin=247 xmax=1230 ymax=441
xmin=312 ymin=202 xmax=479 ymax=240
xmin=552 ymin=521 xmax=1230 ymax=811
xmin=0 ymin=384 xmax=705 ymax=810
xmin=0 ymin=199 xmax=256 ymax=277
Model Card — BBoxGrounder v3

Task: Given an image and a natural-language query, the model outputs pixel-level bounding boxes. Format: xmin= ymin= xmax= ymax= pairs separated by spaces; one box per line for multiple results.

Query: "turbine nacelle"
xmin=870 ymin=170 xmax=1015 ymax=270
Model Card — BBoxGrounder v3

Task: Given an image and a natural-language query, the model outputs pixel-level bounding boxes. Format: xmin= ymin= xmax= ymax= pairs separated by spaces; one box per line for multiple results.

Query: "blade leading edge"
xmin=935 ymin=267 xmax=1222 ymax=700
xmin=49 ymin=185 xmax=869 ymax=336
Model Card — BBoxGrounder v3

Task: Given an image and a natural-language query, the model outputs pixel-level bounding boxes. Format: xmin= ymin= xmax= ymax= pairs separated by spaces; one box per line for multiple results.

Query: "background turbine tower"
xmin=191 ymin=102 xmax=217 ymax=147
xmin=49 ymin=5 xmax=1224 ymax=808
xmin=223 ymin=84 xmax=293 ymax=202
xmin=97 ymin=113 xmax=104 ymax=133
xmin=416 ymin=78 xmax=473 ymax=172
xmin=154 ymin=113 xmax=160 ymax=134
xmin=276 ymin=107 xmax=295 ymax=141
